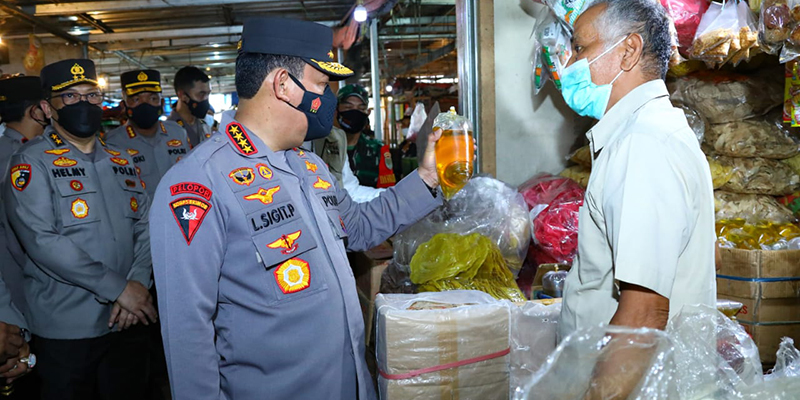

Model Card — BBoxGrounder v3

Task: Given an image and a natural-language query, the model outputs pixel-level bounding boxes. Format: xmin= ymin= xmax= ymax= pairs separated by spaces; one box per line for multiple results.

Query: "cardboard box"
xmin=376 ymin=291 xmax=510 ymax=400
xmin=720 ymin=295 xmax=800 ymax=324
xmin=739 ymin=321 xmax=800 ymax=364
xmin=718 ymin=248 xmax=800 ymax=279
xmin=716 ymin=277 xmax=800 ymax=299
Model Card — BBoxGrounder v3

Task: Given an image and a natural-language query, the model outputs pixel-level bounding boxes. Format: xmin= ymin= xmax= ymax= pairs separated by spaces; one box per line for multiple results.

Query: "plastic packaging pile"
xmin=514 ymin=305 xmax=800 ymax=400
xmin=689 ymin=0 xmax=759 ymax=68
xmin=386 ymin=177 xmax=531 ymax=296
xmin=759 ymin=0 xmax=800 ymax=63
xmin=716 ymin=218 xmax=800 ymax=250
xmin=519 ymin=174 xmax=584 ymax=266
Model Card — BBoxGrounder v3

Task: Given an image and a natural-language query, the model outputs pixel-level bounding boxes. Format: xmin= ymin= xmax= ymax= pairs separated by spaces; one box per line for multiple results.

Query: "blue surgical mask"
xmin=560 ymin=36 xmax=626 ymax=120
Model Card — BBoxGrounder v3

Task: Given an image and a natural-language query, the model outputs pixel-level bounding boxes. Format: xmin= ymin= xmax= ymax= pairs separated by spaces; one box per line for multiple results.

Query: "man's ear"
xmin=272 ymin=69 xmax=293 ymax=104
xmin=620 ymin=33 xmax=644 ymax=72
xmin=40 ymin=100 xmax=54 ymax=119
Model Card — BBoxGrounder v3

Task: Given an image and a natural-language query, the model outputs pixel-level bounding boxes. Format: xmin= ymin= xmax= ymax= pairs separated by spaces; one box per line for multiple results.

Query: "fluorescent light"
xmin=354 ymin=5 xmax=367 ymax=22
xmin=67 ymin=16 xmax=79 ymax=21
xmin=210 ymin=43 xmax=222 ymax=48
xmin=98 ymin=77 xmax=107 ymax=87
xmin=385 ymin=85 xmax=393 ymax=93
xmin=387 ymin=96 xmax=393 ymax=102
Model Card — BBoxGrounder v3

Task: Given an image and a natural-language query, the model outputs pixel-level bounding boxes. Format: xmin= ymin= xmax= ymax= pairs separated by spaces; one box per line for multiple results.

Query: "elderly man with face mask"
xmin=559 ymin=0 xmax=716 ymax=343
xmin=150 ymin=17 xmax=444 ymax=400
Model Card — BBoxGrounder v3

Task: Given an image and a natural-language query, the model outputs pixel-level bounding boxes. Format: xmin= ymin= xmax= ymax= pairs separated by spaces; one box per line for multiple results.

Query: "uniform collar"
xmin=587 ymin=79 xmax=670 ymax=157
xmin=125 ymin=120 xmax=167 ymax=138
xmin=219 ymin=111 xmax=295 ymax=175
xmin=2 ymin=127 xmax=26 ymax=143
xmin=43 ymin=126 xmax=107 ymax=161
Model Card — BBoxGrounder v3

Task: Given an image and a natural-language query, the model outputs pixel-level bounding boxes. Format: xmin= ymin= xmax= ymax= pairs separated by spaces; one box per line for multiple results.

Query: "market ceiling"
xmin=0 ymin=0 xmax=456 ymax=97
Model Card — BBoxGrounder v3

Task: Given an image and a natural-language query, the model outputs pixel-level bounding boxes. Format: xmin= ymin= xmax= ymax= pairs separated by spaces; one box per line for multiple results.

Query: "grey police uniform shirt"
xmin=4 ymin=127 xmax=152 ymax=340
xmin=168 ymin=112 xmax=211 ymax=148
xmin=105 ymin=120 xmax=190 ymax=199
xmin=0 ymin=272 xmax=27 ymax=331
xmin=0 ymin=128 xmax=30 ymax=319
xmin=151 ymin=112 xmax=441 ymax=400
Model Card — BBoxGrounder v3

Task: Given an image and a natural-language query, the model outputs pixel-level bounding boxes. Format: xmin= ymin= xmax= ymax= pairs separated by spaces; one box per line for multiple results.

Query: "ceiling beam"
xmin=34 ymin=0 xmax=292 ymax=16
xmin=388 ymin=41 xmax=455 ymax=77
xmin=104 ymin=35 xmax=241 ymax=51
xmin=89 ymin=26 xmax=243 ymax=43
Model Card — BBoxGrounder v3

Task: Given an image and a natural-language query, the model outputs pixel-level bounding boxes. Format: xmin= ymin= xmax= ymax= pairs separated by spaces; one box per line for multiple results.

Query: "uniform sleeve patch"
xmin=169 ymin=182 xmax=213 ymax=200
xmin=10 ymin=164 xmax=31 ymax=191
xmin=170 ymin=197 xmax=211 ymax=245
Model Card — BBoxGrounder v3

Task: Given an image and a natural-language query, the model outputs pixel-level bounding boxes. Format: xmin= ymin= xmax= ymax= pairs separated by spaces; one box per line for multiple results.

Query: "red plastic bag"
xmin=661 ymin=0 xmax=710 ymax=57
xmin=518 ymin=174 xmax=585 ymax=265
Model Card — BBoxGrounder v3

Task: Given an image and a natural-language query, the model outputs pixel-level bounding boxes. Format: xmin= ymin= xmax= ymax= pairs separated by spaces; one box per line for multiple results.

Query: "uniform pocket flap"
xmin=54 ymin=178 xmax=96 ymax=197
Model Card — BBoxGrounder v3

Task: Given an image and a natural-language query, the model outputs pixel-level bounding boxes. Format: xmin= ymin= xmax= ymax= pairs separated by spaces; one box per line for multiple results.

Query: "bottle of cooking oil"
xmin=434 ymin=107 xmax=474 ymax=199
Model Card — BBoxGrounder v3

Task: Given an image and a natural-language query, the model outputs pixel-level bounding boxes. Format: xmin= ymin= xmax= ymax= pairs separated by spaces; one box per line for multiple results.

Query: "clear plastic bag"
xmin=518 ymin=174 xmax=584 ymax=265
xmin=690 ymin=0 xmax=741 ymax=66
xmin=394 ymin=176 xmax=531 ymax=277
xmin=668 ymin=69 xmax=784 ymax=124
xmin=509 ymin=300 xmax=562 ymax=398
xmin=536 ymin=15 xmax=572 ymax=92
xmin=675 ymin=102 xmax=709 ymax=143
xmin=543 ymin=0 xmax=590 ymax=28
xmin=705 ymin=118 xmax=800 ymax=159
xmin=406 ymin=102 xmax=426 ymax=140
xmin=714 ymin=190 xmax=797 ymax=224
xmin=661 ymin=0 xmax=711 ymax=57
xmin=716 ymin=155 xmax=800 ymax=195
xmin=376 ymin=291 xmax=511 ymax=400
xmin=707 ymin=156 xmax=736 ymax=189
xmin=760 ymin=0 xmax=792 ymax=55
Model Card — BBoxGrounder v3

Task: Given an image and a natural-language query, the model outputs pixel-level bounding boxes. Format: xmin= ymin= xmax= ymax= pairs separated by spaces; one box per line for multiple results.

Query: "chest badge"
xmin=110 ymin=157 xmax=129 ymax=166
xmin=10 ymin=164 xmax=31 ymax=192
xmin=267 ymin=230 xmax=302 ymax=255
xmin=255 ymin=163 xmax=273 ymax=180
xmin=243 ymin=186 xmax=280 ymax=205
xmin=305 ymin=160 xmax=318 ymax=173
xmin=70 ymin=180 xmax=83 ymax=191
xmin=53 ymin=157 xmax=77 ymax=167
xmin=170 ymin=197 xmax=212 ymax=245
xmin=312 ymin=176 xmax=332 ymax=190
xmin=104 ymin=148 xmax=121 ymax=156
xmin=45 ymin=149 xmax=70 ymax=156
xmin=228 ymin=167 xmax=255 ymax=186
xmin=274 ymin=258 xmax=310 ymax=294
xmin=130 ymin=197 xmax=139 ymax=213
xmin=71 ymin=198 xmax=89 ymax=219
xmin=167 ymin=139 xmax=182 ymax=147
xmin=127 ymin=149 xmax=139 ymax=156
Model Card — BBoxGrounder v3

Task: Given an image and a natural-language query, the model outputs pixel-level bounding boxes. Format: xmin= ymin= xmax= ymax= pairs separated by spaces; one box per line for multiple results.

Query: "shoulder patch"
xmin=126 ymin=126 xmax=137 ymax=139
xmin=45 ymin=149 xmax=70 ymax=155
xmin=169 ymin=182 xmax=213 ymax=200
xmin=49 ymin=132 xmax=65 ymax=147
xmin=170 ymin=197 xmax=211 ymax=245
xmin=105 ymin=148 xmax=121 ymax=156
xmin=167 ymin=139 xmax=182 ymax=147
xmin=53 ymin=157 xmax=77 ymax=167
xmin=10 ymin=164 xmax=31 ymax=191
xmin=110 ymin=157 xmax=129 ymax=166
xmin=225 ymin=122 xmax=257 ymax=156
xmin=160 ymin=122 xmax=167 ymax=134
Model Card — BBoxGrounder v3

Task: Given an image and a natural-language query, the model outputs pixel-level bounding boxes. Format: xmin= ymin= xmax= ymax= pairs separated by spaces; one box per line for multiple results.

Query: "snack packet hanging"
xmin=544 ymin=0 xmax=590 ymax=28
xmin=537 ymin=16 xmax=572 ymax=91
xmin=760 ymin=0 xmax=792 ymax=55
xmin=729 ymin=0 xmax=760 ymax=66
xmin=690 ymin=0 xmax=740 ymax=67
xmin=661 ymin=0 xmax=711 ymax=57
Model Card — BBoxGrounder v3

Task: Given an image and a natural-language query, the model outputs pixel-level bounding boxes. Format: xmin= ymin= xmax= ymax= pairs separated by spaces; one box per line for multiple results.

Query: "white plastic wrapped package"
xmin=406 ymin=102 xmax=427 ymax=139
xmin=739 ymin=338 xmax=800 ymax=399
xmin=509 ymin=301 xmax=561 ymax=398
xmin=513 ymin=305 xmax=789 ymax=400
xmin=394 ymin=176 xmax=531 ymax=277
xmin=376 ymin=291 xmax=511 ymax=400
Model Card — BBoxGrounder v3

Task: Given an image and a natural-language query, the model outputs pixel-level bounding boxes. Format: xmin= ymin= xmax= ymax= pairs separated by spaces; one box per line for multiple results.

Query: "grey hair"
xmin=588 ymin=0 xmax=672 ymax=79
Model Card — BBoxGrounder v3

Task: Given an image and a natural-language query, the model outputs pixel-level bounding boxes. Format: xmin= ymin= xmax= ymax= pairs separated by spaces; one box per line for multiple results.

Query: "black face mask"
xmin=30 ymin=105 xmax=49 ymax=127
xmin=185 ymin=97 xmax=210 ymax=119
xmin=54 ymin=101 xmax=103 ymax=138
xmin=337 ymin=109 xmax=369 ymax=135
xmin=128 ymin=103 xmax=162 ymax=129
xmin=286 ymin=73 xmax=337 ymax=141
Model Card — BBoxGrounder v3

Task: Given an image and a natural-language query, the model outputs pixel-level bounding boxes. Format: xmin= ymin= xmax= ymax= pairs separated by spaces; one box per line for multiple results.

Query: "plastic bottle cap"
xmin=449 ymin=106 xmax=457 ymax=114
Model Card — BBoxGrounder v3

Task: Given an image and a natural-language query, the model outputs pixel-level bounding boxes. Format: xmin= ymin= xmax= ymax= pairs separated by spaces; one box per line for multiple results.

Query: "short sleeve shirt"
xmin=559 ymin=80 xmax=717 ymax=340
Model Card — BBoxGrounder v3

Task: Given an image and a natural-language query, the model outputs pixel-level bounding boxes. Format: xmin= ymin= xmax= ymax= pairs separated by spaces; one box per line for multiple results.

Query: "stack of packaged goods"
xmin=668 ymin=61 xmax=800 ymax=361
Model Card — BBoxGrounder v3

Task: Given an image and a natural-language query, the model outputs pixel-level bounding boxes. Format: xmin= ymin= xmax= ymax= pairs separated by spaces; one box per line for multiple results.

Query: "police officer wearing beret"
xmin=105 ymin=69 xmax=191 ymax=199
xmin=151 ymin=17 xmax=444 ymax=400
xmin=3 ymin=59 xmax=157 ymax=400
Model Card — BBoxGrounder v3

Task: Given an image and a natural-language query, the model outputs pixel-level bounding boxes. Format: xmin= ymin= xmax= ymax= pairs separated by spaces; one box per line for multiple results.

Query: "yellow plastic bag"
xmin=708 ymin=156 xmax=735 ymax=189
xmin=410 ymin=233 xmax=525 ymax=302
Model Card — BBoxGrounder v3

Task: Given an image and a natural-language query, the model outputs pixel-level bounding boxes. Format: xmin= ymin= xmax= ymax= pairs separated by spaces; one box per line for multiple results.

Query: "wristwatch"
xmin=18 ymin=354 xmax=35 ymax=369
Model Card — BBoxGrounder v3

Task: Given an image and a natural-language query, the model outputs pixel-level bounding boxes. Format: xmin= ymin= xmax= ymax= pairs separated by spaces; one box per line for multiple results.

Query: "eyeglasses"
xmin=51 ymin=91 xmax=105 ymax=106
xmin=128 ymin=93 xmax=162 ymax=107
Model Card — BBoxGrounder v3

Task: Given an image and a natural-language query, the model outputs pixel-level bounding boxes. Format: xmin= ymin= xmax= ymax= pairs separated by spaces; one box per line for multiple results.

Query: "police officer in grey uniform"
xmin=105 ymin=69 xmax=190 ymax=198
xmin=0 ymin=76 xmax=47 ymax=322
xmin=151 ymin=18 xmax=444 ymax=400
xmin=168 ymin=66 xmax=212 ymax=147
xmin=3 ymin=59 xmax=157 ymax=400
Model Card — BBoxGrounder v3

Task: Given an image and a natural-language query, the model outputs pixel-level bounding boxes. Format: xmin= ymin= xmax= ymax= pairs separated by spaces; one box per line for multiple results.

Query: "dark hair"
xmin=173 ymin=66 xmax=210 ymax=94
xmin=0 ymin=100 xmax=38 ymax=124
xmin=592 ymin=0 xmax=672 ymax=79
xmin=235 ymin=53 xmax=305 ymax=99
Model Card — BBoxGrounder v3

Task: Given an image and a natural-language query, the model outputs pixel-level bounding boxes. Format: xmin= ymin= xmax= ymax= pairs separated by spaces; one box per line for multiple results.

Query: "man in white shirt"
xmin=559 ymin=0 xmax=716 ymax=342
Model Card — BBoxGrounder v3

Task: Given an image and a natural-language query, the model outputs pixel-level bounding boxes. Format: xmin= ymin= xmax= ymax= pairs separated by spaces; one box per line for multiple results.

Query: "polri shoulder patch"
xmin=225 ymin=122 xmax=257 ymax=156
xmin=126 ymin=126 xmax=137 ymax=139
xmin=49 ymin=132 xmax=65 ymax=147
xmin=10 ymin=164 xmax=31 ymax=191
xmin=170 ymin=197 xmax=211 ymax=245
